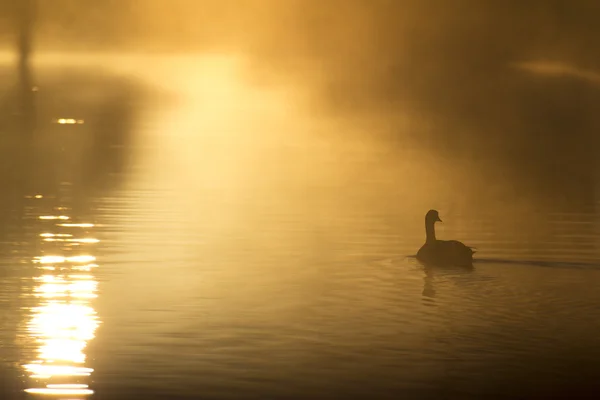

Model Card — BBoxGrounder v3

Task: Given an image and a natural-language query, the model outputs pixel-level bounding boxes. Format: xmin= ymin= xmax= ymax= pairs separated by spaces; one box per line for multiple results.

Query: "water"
xmin=1 ymin=55 xmax=600 ymax=399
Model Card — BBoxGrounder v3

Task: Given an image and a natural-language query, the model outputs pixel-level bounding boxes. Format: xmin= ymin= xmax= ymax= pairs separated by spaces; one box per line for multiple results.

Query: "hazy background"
xmin=2 ymin=0 xmax=597 ymax=209
xmin=1 ymin=2 xmax=600 ymax=399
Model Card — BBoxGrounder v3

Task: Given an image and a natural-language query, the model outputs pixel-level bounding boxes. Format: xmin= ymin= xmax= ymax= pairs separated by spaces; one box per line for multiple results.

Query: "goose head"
xmin=426 ymin=209 xmax=442 ymax=224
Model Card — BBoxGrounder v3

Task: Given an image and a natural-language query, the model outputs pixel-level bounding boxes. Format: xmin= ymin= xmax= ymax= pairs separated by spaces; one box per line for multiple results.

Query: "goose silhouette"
xmin=416 ymin=209 xmax=475 ymax=267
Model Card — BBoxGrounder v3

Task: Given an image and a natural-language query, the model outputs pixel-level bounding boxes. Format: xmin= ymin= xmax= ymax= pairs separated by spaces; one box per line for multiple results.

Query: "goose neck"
xmin=425 ymin=220 xmax=437 ymax=243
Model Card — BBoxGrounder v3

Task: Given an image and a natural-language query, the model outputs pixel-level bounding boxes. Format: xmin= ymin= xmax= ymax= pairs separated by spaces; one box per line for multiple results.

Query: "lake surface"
xmin=1 ymin=55 xmax=600 ymax=399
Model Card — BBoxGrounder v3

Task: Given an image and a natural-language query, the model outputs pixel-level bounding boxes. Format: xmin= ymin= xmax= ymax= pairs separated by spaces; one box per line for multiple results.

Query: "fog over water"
xmin=0 ymin=2 xmax=599 ymax=399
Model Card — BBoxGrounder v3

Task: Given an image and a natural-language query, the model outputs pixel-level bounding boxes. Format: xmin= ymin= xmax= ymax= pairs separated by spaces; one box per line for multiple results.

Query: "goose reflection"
xmin=421 ymin=264 xmax=475 ymax=301
xmin=422 ymin=265 xmax=437 ymax=299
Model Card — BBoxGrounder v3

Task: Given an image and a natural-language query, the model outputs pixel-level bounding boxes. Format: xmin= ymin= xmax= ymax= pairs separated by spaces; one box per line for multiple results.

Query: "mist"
xmin=3 ymin=1 xmax=593 ymax=208
xmin=0 ymin=1 xmax=596 ymax=221
xmin=1 ymin=2 xmax=600 ymax=399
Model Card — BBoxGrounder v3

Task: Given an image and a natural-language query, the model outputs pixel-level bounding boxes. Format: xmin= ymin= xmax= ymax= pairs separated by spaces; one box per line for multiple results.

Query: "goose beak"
xmin=436 ymin=216 xmax=442 ymax=222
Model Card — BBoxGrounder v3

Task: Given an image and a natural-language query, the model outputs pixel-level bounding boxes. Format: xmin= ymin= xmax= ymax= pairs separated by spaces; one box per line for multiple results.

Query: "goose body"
xmin=416 ymin=210 xmax=474 ymax=267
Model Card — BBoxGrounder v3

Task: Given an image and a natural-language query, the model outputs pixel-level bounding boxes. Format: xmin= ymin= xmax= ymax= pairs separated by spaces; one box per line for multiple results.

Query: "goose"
xmin=416 ymin=209 xmax=475 ymax=267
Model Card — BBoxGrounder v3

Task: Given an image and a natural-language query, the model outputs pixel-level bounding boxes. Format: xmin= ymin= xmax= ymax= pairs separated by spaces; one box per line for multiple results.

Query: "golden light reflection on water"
xmin=33 ymin=255 xmax=97 ymax=264
xmin=55 ymin=118 xmax=85 ymax=125
xmin=38 ymin=233 xmax=100 ymax=246
xmin=23 ymin=203 xmax=100 ymax=397
xmin=58 ymin=223 xmax=95 ymax=228
xmin=41 ymin=238 xmax=100 ymax=244
xmin=39 ymin=215 xmax=70 ymax=221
